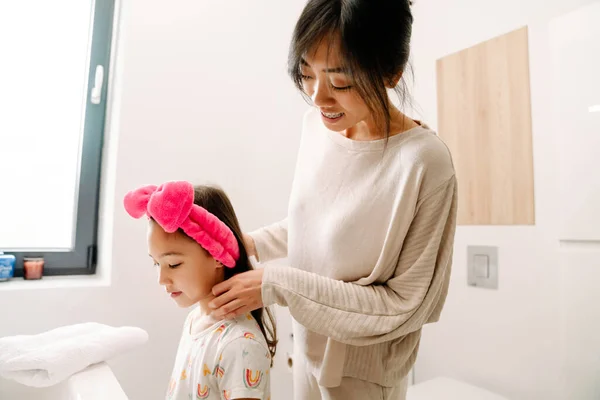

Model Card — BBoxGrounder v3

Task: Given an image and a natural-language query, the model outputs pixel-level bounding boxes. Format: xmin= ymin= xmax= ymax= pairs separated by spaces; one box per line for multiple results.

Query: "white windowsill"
xmin=0 ymin=274 xmax=111 ymax=291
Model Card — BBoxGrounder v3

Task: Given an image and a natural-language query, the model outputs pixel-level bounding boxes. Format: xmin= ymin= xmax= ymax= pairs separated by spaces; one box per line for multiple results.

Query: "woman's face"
xmin=147 ymin=219 xmax=224 ymax=308
xmin=300 ymin=37 xmax=371 ymax=133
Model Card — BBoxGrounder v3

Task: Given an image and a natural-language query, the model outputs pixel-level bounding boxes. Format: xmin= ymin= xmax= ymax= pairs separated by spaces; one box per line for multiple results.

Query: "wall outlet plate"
xmin=467 ymin=246 xmax=498 ymax=289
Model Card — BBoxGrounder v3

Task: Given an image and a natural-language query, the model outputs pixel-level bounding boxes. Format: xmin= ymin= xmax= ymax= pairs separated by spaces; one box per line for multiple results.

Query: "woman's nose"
xmin=311 ymin=80 xmax=335 ymax=107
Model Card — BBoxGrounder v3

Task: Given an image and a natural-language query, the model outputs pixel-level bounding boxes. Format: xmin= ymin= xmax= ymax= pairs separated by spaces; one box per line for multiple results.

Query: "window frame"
xmin=8 ymin=0 xmax=116 ymax=277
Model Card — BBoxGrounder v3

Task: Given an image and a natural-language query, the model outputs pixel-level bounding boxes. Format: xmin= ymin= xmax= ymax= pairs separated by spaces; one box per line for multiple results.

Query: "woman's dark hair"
xmin=289 ymin=0 xmax=414 ymax=138
xmin=190 ymin=185 xmax=278 ymax=364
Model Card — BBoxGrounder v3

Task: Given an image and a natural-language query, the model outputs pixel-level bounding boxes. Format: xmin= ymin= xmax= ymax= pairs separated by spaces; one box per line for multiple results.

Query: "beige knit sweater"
xmin=250 ymin=108 xmax=458 ymax=388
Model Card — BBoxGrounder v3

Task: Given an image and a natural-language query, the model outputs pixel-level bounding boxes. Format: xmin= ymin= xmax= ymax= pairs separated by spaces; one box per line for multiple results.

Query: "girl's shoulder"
xmin=212 ymin=314 xmax=271 ymax=365
xmin=216 ymin=314 xmax=268 ymax=348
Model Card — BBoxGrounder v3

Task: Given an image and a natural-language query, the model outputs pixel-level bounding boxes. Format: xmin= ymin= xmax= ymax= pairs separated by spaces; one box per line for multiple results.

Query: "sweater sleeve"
xmin=261 ymin=177 xmax=457 ymax=347
xmin=248 ymin=218 xmax=288 ymax=263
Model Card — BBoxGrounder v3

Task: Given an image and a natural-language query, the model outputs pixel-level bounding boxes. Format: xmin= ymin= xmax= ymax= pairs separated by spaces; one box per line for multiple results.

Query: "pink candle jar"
xmin=23 ymin=257 xmax=44 ymax=280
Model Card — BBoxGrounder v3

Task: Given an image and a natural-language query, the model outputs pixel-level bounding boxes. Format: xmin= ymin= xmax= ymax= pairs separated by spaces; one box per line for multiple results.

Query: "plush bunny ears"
xmin=123 ymin=181 xmax=239 ymax=268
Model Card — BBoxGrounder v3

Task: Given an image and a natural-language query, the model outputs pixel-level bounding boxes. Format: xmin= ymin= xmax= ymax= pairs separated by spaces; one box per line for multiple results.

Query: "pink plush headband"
xmin=123 ymin=181 xmax=239 ymax=268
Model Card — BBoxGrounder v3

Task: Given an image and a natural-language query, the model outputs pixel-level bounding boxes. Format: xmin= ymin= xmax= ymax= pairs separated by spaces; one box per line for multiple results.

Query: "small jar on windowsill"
xmin=23 ymin=257 xmax=44 ymax=280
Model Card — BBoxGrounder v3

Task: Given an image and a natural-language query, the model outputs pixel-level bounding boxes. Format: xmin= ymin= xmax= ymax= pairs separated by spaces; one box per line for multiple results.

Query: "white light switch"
xmin=467 ymin=246 xmax=498 ymax=289
xmin=473 ymin=255 xmax=489 ymax=278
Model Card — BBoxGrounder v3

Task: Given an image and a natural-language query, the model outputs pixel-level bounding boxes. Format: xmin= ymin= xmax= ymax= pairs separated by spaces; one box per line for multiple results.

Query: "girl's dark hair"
xmin=190 ymin=185 xmax=278 ymax=364
xmin=289 ymin=0 xmax=414 ymax=138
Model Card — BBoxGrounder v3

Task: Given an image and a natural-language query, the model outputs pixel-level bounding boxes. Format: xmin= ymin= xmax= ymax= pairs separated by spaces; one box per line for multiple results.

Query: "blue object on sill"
xmin=0 ymin=252 xmax=16 ymax=281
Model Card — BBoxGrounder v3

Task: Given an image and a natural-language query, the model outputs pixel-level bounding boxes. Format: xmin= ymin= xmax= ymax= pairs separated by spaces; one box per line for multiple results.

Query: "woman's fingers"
xmin=212 ymin=299 xmax=244 ymax=319
xmin=212 ymin=277 xmax=233 ymax=297
xmin=208 ymin=269 xmax=265 ymax=320
xmin=208 ymin=287 xmax=237 ymax=310
xmin=225 ymin=305 xmax=254 ymax=320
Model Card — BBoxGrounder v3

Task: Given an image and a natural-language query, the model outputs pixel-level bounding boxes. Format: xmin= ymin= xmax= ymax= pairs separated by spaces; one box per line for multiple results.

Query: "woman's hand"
xmin=243 ymin=233 xmax=257 ymax=259
xmin=209 ymin=269 xmax=265 ymax=320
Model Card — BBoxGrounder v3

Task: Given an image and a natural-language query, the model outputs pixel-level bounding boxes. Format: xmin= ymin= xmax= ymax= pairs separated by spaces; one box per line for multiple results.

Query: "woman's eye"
xmin=300 ymin=74 xmax=314 ymax=80
xmin=332 ymin=84 xmax=352 ymax=91
xmin=168 ymin=263 xmax=182 ymax=269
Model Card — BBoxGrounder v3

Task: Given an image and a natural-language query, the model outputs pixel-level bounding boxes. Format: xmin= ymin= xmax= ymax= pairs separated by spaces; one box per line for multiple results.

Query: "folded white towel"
xmin=0 ymin=322 xmax=148 ymax=388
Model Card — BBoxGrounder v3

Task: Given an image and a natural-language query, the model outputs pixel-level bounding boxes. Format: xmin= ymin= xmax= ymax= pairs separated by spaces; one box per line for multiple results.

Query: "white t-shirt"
xmin=166 ymin=311 xmax=271 ymax=400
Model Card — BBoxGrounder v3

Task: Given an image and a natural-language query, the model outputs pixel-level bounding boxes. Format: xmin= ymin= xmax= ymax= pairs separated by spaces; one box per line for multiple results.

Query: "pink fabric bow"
xmin=123 ymin=181 xmax=239 ymax=268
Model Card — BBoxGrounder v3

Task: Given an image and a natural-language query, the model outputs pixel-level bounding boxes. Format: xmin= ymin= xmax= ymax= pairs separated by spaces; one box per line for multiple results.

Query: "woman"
xmin=209 ymin=0 xmax=457 ymax=399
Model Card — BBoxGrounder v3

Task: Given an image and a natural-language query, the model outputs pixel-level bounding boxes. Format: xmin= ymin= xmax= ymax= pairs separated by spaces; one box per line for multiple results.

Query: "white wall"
xmin=409 ymin=1 xmax=600 ymax=399
xmin=2 ymin=1 xmax=599 ymax=400
xmin=0 ymin=1 xmax=306 ymax=399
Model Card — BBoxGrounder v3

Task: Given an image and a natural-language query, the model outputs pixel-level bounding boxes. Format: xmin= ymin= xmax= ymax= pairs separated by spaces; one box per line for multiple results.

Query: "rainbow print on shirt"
xmin=243 ymin=369 xmax=263 ymax=388
xmin=196 ymin=384 xmax=210 ymax=399
xmin=212 ymin=354 xmax=225 ymax=378
xmin=214 ymin=324 xmax=226 ymax=334
xmin=214 ymin=322 xmax=234 ymax=343
xmin=243 ymin=332 xmax=255 ymax=339
xmin=213 ymin=364 xmax=225 ymax=379
xmin=222 ymin=390 xmax=232 ymax=400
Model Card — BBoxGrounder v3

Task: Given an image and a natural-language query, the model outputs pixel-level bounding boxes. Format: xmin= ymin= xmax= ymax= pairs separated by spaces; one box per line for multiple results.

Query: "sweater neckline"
xmin=324 ymin=120 xmax=429 ymax=152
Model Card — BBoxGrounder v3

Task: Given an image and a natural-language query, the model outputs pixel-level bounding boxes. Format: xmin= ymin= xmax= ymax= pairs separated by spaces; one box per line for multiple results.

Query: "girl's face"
xmin=147 ymin=219 xmax=224 ymax=308
xmin=300 ymin=36 xmax=372 ymax=134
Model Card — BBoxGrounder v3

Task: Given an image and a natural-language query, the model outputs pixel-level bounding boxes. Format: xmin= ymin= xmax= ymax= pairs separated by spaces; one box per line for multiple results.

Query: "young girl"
xmin=208 ymin=1 xmax=457 ymax=399
xmin=124 ymin=181 xmax=276 ymax=400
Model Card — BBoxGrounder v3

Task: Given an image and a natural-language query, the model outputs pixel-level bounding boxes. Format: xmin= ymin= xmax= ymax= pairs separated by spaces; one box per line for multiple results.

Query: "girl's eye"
xmin=152 ymin=262 xmax=181 ymax=268
xmin=300 ymin=74 xmax=313 ymax=80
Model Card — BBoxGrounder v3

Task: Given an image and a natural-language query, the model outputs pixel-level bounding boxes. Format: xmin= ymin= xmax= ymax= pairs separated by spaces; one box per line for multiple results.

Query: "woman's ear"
xmin=386 ymin=71 xmax=403 ymax=88
xmin=215 ymin=259 xmax=224 ymax=269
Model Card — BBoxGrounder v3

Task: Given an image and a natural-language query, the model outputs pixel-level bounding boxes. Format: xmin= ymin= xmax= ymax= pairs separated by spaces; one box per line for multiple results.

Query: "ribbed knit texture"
xmin=250 ymin=109 xmax=457 ymax=387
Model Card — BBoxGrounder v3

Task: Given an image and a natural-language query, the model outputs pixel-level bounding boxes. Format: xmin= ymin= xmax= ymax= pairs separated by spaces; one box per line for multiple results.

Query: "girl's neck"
xmin=197 ymin=293 xmax=216 ymax=315
xmin=189 ymin=301 xmax=221 ymax=336
xmin=197 ymin=268 xmax=225 ymax=315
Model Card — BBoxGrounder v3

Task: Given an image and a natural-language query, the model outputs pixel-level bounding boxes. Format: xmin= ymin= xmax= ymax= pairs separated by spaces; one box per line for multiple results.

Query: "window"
xmin=0 ymin=0 xmax=116 ymax=276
